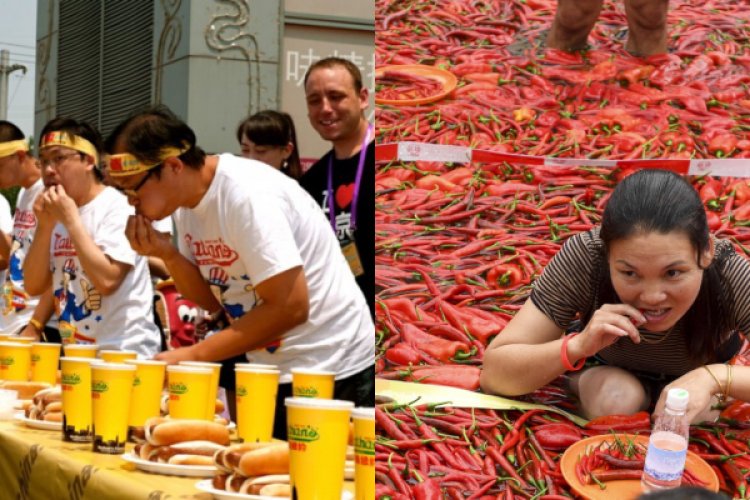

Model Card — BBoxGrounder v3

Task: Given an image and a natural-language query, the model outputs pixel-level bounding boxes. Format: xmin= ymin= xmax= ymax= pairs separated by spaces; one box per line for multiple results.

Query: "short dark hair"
xmin=236 ymin=110 xmax=302 ymax=180
xmin=304 ymin=57 xmax=363 ymax=93
xmin=0 ymin=120 xmax=25 ymax=142
xmin=40 ymin=116 xmax=104 ymax=181
xmin=597 ymin=169 xmax=728 ymax=364
xmin=638 ymin=485 xmax=728 ymax=499
xmin=104 ymin=105 xmax=206 ymax=171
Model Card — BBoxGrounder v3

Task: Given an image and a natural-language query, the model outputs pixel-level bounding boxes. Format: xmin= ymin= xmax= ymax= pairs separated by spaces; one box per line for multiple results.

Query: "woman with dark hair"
xmin=236 ymin=110 xmax=302 ymax=180
xmin=481 ymin=169 xmax=750 ymax=423
xmin=22 ymin=117 xmax=161 ymax=357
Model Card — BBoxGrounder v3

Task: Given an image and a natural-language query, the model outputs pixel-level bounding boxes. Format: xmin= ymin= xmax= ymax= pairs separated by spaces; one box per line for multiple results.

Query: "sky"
xmin=0 ymin=0 xmax=36 ymax=138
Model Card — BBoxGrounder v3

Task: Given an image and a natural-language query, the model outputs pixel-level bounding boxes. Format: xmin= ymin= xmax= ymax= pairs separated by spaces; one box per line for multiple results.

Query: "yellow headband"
xmin=0 ymin=139 xmax=29 ymax=158
xmin=40 ymin=131 xmax=99 ymax=163
xmin=105 ymin=146 xmax=189 ymax=177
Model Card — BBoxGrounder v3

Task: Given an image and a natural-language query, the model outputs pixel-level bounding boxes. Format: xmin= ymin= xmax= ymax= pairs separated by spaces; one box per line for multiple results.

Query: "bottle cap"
xmin=666 ymin=387 xmax=689 ymax=411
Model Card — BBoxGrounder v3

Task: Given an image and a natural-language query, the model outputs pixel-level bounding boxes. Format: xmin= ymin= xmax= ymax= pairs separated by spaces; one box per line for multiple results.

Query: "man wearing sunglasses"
xmin=104 ymin=106 xmax=373 ymax=439
xmin=23 ymin=117 xmax=161 ymax=357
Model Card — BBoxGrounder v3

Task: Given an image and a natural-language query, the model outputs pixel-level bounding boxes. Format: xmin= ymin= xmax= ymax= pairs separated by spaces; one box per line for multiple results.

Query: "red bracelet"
xmin=561 ymin=333 xmax=586 ymax=371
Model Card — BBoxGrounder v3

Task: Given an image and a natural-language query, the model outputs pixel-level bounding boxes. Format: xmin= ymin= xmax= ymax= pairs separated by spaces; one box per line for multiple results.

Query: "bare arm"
xmin=17 ymin=288 xmax=56 ymax=339
xmin=23 ymin=194 xmax=55 ymax=296
xmin=0 ymin=230 xmax=11 ymax=271
xmin=155 ymin=266 xmax=309 ymax=363
xmin=481 ymin=299 xmax=644 ymax=396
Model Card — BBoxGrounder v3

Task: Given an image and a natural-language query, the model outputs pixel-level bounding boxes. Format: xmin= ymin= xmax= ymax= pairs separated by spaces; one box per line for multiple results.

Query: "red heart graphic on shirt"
xmin=335 ymin=183 xmax=355 ymax=209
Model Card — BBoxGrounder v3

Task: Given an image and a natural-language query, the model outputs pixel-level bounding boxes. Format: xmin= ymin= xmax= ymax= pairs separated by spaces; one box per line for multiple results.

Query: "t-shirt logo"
xmin=335 ymin=183 xmax=355 ymax=209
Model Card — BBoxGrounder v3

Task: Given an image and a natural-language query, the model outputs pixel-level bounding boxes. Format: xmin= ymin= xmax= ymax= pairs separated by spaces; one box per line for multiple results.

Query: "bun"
xmin=146 ymin=419 xmax=230 ymax=446
xmin=43 ymin=412 xmax=62 ymax=423
xmin=215 ymin=399 xmax=225 ymax=414
xmin=156 ymin=441 xmax=225 ymax=462
xmin=44 ymin=401 xmax=62 ymax=413
xmin=259 ymin=484 xmax=291 ymax=497
xmin=238 ymin=443 xmax=289 ymax=477
xmin=168 ymin=454 xmax=216 ymax=466
xmin=222 ymin=442 xmax=276 ymax=471
xmin=1 ymin=381 xmax=52 ymax=400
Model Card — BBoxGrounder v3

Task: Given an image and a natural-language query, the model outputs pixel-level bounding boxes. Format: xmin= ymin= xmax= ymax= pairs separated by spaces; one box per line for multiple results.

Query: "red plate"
xmin=560 ymin=434 xmax=719 ymax=500
xmin=375 ymin=64 xmax=458 ymax=106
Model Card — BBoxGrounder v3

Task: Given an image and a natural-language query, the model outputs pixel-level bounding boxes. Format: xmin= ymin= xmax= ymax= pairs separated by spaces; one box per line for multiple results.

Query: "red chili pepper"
xmin=406 ymin=365 xmax=481 ymax=391
xmin=708 ymin=134 xmax=738 ymax=158
xmin=587 ymin=469 xmax=642 ymax=484
xmin=412 ymin=477 xmax=442 ymax=500
xmin=385 ymin=342 xmax=423 ymax=366
xmin=533 ymin=423 xmax=582 ymax=450
xmin=722 ymin=459 xmax=747 ymax=499
xmin=400 ymin=323 xmax=473 ymax=362
xmin=486 ymin=263 xmax=525 ymax=289
xmin=583 ymin=411 xmax=651 ymax=431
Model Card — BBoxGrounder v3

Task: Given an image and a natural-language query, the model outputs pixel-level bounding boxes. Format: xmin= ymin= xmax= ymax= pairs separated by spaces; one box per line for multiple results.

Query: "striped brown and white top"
xmin=530 ymin=228 xmax=750 ymax=376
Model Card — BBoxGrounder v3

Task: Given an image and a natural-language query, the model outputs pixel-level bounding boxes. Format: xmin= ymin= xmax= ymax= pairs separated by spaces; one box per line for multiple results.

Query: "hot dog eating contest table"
xmin=0 ymin=418 xmax=354 ymax=499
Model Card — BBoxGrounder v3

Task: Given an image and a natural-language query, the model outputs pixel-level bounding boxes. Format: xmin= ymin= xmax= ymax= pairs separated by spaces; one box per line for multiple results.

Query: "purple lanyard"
xmin=327 ymin=124 xmax=373 ymax=232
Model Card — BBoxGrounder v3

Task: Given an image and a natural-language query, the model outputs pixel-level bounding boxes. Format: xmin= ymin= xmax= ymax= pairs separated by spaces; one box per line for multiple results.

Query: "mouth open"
xmin=640 ymin=308 xmax=671 ymax=324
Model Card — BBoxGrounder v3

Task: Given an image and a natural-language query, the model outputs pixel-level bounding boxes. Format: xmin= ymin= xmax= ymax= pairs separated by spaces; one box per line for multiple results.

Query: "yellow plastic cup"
xmin=124 ymin=359 xmax=167 ymax=439
xmin=179 ymin=361 xmax=221 ymax=420
xmin=5 ymin=336 xmax=35 ymax=344
xmin=235 ymin=362 xmax=279 ymax=371
xmin=285 ymin=397 xmax=353 ymax=500
xmin=351 ymin=407 xmax=375 ymax=500
xmin=235 ymin=367 xmax=280 ymax=443
xmin=291 ymin=368 xmax=335 ymax=399
xmin=166 ymin=365 xmax=213 ymax=420
xmin=0 ymin=341 xmax=32 ymax=381
xmin=91 ymin=363 xmax=136 ymax=454
xmin=60 ymin=357 xmax=102 ymax=442
xmin=63 ymin=344 xmax=99 ymax=359
xmin=30 ymin=342 xmax=61 ymax=385
xmin=99 ymin=350 xmax=138 ymax=363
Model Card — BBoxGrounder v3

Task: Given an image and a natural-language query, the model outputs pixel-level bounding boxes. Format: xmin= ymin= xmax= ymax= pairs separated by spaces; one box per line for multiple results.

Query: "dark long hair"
xmin=40 ymin=117 xmax=104 ymax=181
xmin=236 ymin=110 xmax=302 ymax=180
xmin=596 ymin=169 xmax=728 ymax=364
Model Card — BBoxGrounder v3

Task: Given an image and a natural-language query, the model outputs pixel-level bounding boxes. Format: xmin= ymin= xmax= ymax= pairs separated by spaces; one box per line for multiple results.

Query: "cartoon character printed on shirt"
xmin=54 ymin=258 xmax=101 ymax=343
xmin=207 ymin=267 xmax=279 ymax=353
xmin=2 ymin=238 xmax=28 ymax=315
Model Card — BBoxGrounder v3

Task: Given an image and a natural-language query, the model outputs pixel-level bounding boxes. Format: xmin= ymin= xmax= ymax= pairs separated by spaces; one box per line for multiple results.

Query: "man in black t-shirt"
xmin=300 ymin=57 xmax=374 ymax=318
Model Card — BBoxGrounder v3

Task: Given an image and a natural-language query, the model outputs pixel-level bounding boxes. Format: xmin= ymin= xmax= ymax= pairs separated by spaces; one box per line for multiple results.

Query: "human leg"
xmin=569 ymin=365 xmax=649 ymax=419
xmin=624 ymin=0 xmax=669 ymax=55
xmin=547 ymin=0 xmax=604 ymax=52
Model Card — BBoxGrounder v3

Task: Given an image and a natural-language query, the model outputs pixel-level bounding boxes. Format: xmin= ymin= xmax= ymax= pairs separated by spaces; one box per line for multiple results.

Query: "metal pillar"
xmin=0 ymin=50 xmax=28 ymax=120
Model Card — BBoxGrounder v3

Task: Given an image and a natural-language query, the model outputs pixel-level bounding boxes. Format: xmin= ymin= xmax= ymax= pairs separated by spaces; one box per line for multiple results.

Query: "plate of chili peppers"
xmin=560 ymin=434 xmax=719 ymax=500
xmin=375 ymin=64 xmax=458 ymax=106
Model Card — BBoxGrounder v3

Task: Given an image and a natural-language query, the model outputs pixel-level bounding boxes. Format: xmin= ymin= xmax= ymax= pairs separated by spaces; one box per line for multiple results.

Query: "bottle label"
xmin=644 ymin=433 xmax=687 ymax=482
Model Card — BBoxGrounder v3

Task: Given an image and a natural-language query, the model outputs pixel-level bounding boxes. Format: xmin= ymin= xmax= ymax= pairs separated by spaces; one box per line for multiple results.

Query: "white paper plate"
xmin=194 ymin=480 xmax=354 ymax=500
xmin=121 ymin=451 xmax=217 ymax=477
xmin=14 ymin=414 xmax=62 ymax=431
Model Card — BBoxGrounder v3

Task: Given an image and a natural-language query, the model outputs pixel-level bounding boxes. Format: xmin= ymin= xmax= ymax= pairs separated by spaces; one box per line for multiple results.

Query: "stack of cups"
xmin=30 ymin=343 xmax=61 ymax=385
xmin=351 ymin=408 xmax=375 ymax=500
xmin=63 ymin=344 xmax=99 ymax=359
xmin=124 ymin=359 xmax=166 ymax=441
xmin=91 ymin=363 xmax=135 ymax=454
xmin=99 ymin=350 xmax=138 ymax=363
xmin=291 ymin=368 xmax=335 ymax=399
xmin=166 ymin=364 xmax=213 ymax=420
xmin=0 ymin=341 xmax=32 ymax=381
xmin=60 ymin=357 xmax=102 ymax=442
xmin=179 ymin=361 xmax=221 ymax=420
xmin=235 ymin=364 xmax=280 ymax=443
xmin=285 ymin=398 xmax=353 ymax=500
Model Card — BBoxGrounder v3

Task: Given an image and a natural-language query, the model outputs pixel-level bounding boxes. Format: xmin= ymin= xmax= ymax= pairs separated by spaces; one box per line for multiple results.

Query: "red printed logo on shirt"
xmin=335 ymin=183 xmax=355 ymax=209
xmin=52 ymin=233 xmax=77 ymax=257
xmin=185 ymin=234 xmax=239 ymax=267
xmin=13 ymin=209 xmax=36 ymax=230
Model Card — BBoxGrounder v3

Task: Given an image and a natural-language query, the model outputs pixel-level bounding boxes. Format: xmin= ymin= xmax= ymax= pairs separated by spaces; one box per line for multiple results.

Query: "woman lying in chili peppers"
xmin=481 ymin=169 xmax=750 ymax=424
xmin=546 ymin=0 xmax=669 ymax=56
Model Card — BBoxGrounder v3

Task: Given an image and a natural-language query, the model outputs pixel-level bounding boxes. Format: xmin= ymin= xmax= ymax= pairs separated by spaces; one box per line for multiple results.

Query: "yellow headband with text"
xmin=40 ymin=131 xmax=99 ymax=163
xmin=0 ymin=140 xmax=29 ymax=158
xmin=105 ymin=145 xmax=189 ymax=177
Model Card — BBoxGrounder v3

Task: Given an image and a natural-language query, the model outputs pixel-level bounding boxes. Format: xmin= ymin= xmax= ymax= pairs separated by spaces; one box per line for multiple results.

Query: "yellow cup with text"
xmin=61 ymin=357 xmax=102 ymax=442
xmin=179 ymin=361 xmax=221 ymax=420
xmin=166 ymin=365 xmax=212 ymax=420
xmin=99 ymin=350 xmax=138 ymax=363
xmin=0 ymin=341 xmax=32 ymax=381
xmin=235 ymin=367 xmax=280 ymax=442
xmin=351 ymin=407 xmax=375 ymax=500
xmin=5 ymin=336 xmax=35 ymax=344
xmin=285 ymin=397 xmax=353 ymax=500
xmin=91 ymin=363 xmax=135 ymax=454
xmin=291 ymin=368 xmax=335 ymax=399
xmin=30 ymin=342 xmax=61 ymax=385
xmin=124 ymin=360 xmax=166 ymax=439
xmin=63 ymin=344 xmax=99 ymax=359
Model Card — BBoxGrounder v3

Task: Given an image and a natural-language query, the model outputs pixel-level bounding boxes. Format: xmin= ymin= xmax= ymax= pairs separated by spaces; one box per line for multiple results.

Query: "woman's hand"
xmin=654 ymin=365 xmax=723 ymax=423
xmin=573 ymin=304 xmax=646 ymax=359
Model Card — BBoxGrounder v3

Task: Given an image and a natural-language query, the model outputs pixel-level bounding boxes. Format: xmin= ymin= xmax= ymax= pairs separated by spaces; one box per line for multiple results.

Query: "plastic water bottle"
xmin=641 ymin=388 xmax=690 ymax=492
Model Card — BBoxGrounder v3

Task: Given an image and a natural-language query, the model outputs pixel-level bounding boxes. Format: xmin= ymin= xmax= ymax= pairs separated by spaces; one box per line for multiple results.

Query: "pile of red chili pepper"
xmin=376 ymin=70 xmax=446 ymax=101
xmin=376 ymin=0 xmax=750 ymax=497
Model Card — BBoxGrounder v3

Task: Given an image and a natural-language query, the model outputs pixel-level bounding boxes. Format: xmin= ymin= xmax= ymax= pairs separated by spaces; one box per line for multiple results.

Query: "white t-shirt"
xmin=0 ymin=194 xmax=14 ymax=333
xmin=174 ymin=155 xmax=373 ymax=383
xmin=2 ymin=179 xmax=45 ymax=334
xmin=49 ymin=186 xmax=160 ymax=357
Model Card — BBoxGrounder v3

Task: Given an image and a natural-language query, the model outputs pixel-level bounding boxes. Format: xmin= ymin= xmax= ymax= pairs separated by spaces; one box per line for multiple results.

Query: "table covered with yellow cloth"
xmin=0 ymin=418 xmax=355 ymax=499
